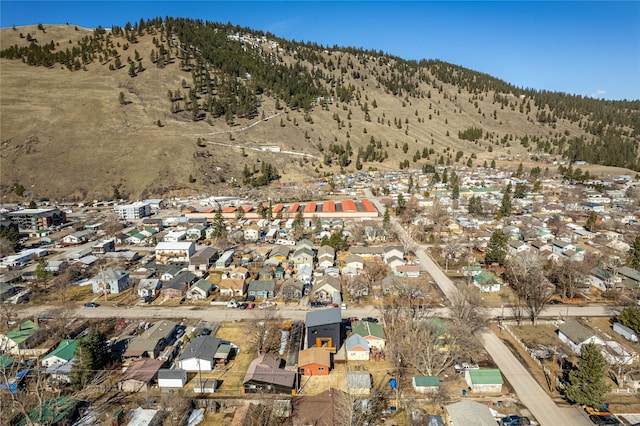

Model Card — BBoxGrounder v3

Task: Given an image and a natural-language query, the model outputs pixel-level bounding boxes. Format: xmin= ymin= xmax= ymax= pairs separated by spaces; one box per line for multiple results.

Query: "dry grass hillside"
xmin=0 ymin=23 xmax=633 ymax=201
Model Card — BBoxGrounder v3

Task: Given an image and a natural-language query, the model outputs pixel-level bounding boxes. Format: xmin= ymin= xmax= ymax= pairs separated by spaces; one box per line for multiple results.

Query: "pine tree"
xmin=211 ymin=208 xmax=227 ymax=240
xmin=383 ymin=207 xmax=391 ymax=228
xmin=485 ymin=229 xmax=507 ymax=265
xmin=451 ymin=183 xmax=460 ymax=200
xmin=498 ymin=183 xmax=513 ymax=219
xmin=292 ymin=209 xmax=305 ymax=238
xmin=70 ymin=329 xmax=109 ymax=390
xmin=628 ymin=236 xmax=640 ymax=269
xmin=564 ymin=343 xmax=611 ymax=407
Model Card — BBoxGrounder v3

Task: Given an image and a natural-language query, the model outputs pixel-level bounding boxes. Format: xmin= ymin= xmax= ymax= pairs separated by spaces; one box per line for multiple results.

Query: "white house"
xmin=164 ymin=230 xmax=187 ymax=242
xmin=345 ymin=334 xmax=370 ymax=361
xmin=138 ymin=279 xmax=161 ymax=300
xmin=558 ymin=319 xmax=604 ymax=355
xmin=185 ymin=279 xmax=212 ymax=300
xmin=464 ymin=369 xmax=503 ymax=393
xmin=155 ymin=241 xmax=196 ymax=265
xmin=178 ymin=336 xmax=222 ymax=371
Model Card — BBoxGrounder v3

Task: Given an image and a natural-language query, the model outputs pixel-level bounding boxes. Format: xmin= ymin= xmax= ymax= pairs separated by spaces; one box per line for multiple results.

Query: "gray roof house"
xmin=306 ymin=307 xmax=342 ymax=351
xmin=247 ymin=280 xmax=276 ymax=299
xmin=558 ymin=319 xmax=604 ymax=355
xmin=446 ymin=400 xmax=497 ymax=426
xmin=91 ymin=269 xmax=129 ymax=294
xmin=178 ymin=336 xmax=223 ymax=371
xmin=186 ymin=279 xmax=213 ymax=300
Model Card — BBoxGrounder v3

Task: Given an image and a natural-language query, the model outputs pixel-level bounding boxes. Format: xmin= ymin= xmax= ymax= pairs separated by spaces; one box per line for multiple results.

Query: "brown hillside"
xmin=0 ymin=24 xmax=633 ymax=202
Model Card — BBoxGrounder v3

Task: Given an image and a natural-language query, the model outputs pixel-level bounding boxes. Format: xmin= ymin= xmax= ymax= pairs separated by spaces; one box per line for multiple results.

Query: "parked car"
xmin=258 ymin=301 xmax=277 ymax=309
xmin=246 ymin=303 xmax=255 ymax=310
xmin=549 ymin=299 xmax=564 ymax=305
xmin=589 ymin=415 xmax=620 ymax=425
xmin=362 ymin=317 xmax=379 ymax=323
xmin=501 ymin=415 xmax=531 ymax=425
xmin=238 ymin=303 xmax=248 ymax=309
xmin=83 ymin=302 xmax=99 ymax=308
xmin=200 ymin=328 xmax=212 ymax=336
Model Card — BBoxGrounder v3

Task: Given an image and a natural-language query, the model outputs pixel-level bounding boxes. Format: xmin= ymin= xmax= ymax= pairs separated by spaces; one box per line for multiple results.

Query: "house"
xmin=619 ymin=266 xmax=640 ymax=288
xmin=280 ymin=279 xmax=305 ymax=300
xmin=291 ymin=388 xmax=349 ymax=426
xmin=155 ymin=241 xmax=196 ymax=265
xmin=394 ymin=264 xmax=420 ymax=278
xmin=588 ymin=267 xmax=622 ymax=291
xmin=465 ymin=368 xmax=503 ymax=393
xmin=345 ymin=334 xmax=370 ymax=361
xmin=186 ymin=225 xmax=207 ymax=240
xmin=311 ymin=276 xmax=342 ymax=305
xmin=247 ymin=280 xmax=276 ymax=299
xmin=613 ymin=322 xmax=639 ymax=343
xmin=346 ymin=371 xmax=371 ymax=396
xmin=551 ymin=240 xmax=575 ymax=256
xmin=257 ymin=267 xmax=274 ymax=280
xmin=163 ymin=230 xmax=187 ymax=242
xmin=446 ymin=400 xmax=497 ymax=426
xmin=269 ymin=245 xmax=291 ymax=263
xmin=472 ymin=271 xmax=503 ymax=293
xmin=62 ymin=230 xmax=94 ymax=245
xmin=215 ymin=249 xmax=235 ymax=269
xmin=41 ymin=339 xmax=77 ymax=368
xmin=244 ymin=224 xmax=260 ymax=242
xmin=412 ymin=376 xmax=441 ymax=393
xmin=137 ymin=279 xmax=161 ymax=301
xmin=161 ymin=271 xmax=197 ymax=299
xmin=349 ymin=246 xmax=384 ymax=259
xmin=344 ymin=254 xmax=364 ymax=272
xmin=188 ymin=246 xmax=219 ymax=275
xmin=507 ymin=240 xmax=530 ymax=255
xmin=178 ymin=336 xmax=223 ymax=371
xmin=126 ymin=408 xmax=162 ymax=426
xmin=306 ymin=307 xmax=342 ymax=352
xmin=157 ymin=369 xmax=187 ymax=389
xmin=0 ymin=320 xmax=40 ymax=353
xmin=557 ymin=319 xmax=604 ymax=355
xmin=218 ymin=278 xmax=245 ymax=298
xmin=243 ymin=354 xmax=296 ymax=394
xmin=296 ymin=264 xmax=313 ymax=284
xmin=298 ymin=347 xmax=331 ymax=376
xmin=186 ymin=279 xmax=213 ymax=300
xmin=91 ymin=239 xmax=115 ymax=254
xmin=118 ymin=358 xmax=164 ymax=392
xmin=91 ymin=269 xmax=129 ymax=294
xmin=316 ymin=245 xmax=335 ymax=269
xmin=291 ymin=247 xmax=314 ymax=268
xmin=230 ymin=266 xmax=249 ymax=280
xmin=351 ymin=320 xmax=386 ymax=350
xmin=383 ymin=245 xmax=404 ymax=263
xmin=125 ymin=233 xmax=147 ymax=245
xmin=123 ymin=320 xmax=177 ymax=359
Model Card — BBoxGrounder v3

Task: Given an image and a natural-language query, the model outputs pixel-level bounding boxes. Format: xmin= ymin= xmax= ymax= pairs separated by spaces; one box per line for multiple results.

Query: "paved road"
xmin=364 ymin=190 xmax=590 ymax=426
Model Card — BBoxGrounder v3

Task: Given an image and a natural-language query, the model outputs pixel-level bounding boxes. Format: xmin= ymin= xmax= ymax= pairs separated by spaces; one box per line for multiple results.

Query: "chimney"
xmin=33 ymin=317 xmax=39 ymax=326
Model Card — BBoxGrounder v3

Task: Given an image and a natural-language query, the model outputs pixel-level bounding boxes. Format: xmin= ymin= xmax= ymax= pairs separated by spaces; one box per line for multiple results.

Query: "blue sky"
xmin=1 ymin=1 xmax=639 ymax=101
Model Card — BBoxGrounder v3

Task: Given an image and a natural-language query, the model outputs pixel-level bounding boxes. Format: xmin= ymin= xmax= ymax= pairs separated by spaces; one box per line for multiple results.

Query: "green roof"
xmin=19 ymin=397 xmax=77 ymax=426
xmin=4 ymin=320 xmax=39 ymax=345
xmin=0 ymin=355 xmax=14 ymax=369
xmin=473 ymin=271 xmax=502 ymax=285
xmin=352 ymin=320 xmax=386 ymax=340
xmin=42 ymin=339 xmax=78 ymax=363
xmin=468 ymin=369 xmax=503 ymax=385
xmin=414 ymin=376 xmax=440 ymax=387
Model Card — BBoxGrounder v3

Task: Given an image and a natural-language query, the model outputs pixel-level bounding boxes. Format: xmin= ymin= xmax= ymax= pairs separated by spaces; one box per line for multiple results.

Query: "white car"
xmin=258 ymin=301 xmax=277 ymax=309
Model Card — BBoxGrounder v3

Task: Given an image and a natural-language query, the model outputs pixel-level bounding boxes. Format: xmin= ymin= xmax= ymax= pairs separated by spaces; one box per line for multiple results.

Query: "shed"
xmin=346 ymin=371 xmax=371 ymax=396
xmin=157 ymin=369 xmax=187 ymax=388
xmin=465 ymin=368 xmax=503 ymax=393
xmin=412 ymin=375 xmax=440 ymax=393
xmin=613 ymin=322 xmax=639 ymax=343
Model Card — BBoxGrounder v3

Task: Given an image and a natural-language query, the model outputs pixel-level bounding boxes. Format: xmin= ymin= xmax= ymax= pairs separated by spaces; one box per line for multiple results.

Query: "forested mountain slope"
xmin=1 ymin=18 xmax=638 ymax=201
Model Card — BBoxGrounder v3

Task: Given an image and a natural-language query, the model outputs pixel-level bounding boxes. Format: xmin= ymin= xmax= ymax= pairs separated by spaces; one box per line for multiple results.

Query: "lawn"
xmin=210 ymin=321 xmax=258 ymax=395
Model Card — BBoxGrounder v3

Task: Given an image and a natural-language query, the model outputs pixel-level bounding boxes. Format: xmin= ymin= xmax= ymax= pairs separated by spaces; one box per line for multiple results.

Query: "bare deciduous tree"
xmin=505 ymin=252 xmax=551 ymax=325
xmin=448 ymin=287 xmax=486 ymax=333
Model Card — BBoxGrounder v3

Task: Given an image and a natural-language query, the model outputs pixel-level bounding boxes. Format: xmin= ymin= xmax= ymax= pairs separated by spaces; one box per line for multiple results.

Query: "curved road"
xmin=363 ymin=190 xmax=589 ymax=426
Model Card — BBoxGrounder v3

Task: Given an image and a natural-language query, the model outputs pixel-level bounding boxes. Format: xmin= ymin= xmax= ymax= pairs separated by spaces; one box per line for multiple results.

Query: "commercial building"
xmin=7 ymin=209 xmax=66 ymax=232
xmin=114 ymin=202 xmax=151 ymax=220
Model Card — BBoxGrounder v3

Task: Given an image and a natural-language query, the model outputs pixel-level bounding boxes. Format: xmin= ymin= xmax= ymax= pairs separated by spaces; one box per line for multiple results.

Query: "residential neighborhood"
xmin=0 ymin=166 xmax=639 ymax=426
